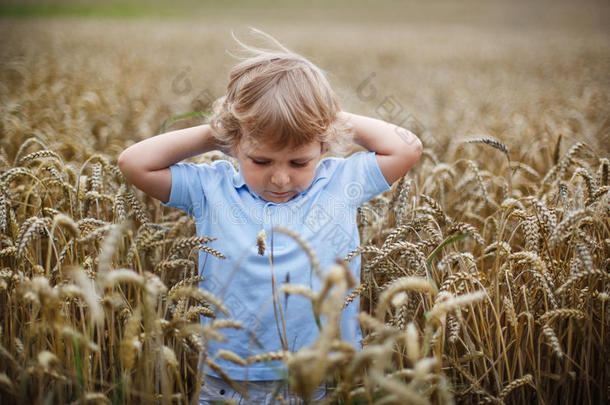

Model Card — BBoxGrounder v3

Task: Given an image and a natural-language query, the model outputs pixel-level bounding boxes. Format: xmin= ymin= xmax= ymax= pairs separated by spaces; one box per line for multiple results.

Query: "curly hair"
xmin=208 ymin=28 xmax=353 ymax=156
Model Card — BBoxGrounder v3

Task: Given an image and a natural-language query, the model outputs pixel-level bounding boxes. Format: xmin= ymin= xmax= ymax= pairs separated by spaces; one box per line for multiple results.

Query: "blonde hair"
xmin=208 ymin=28 xmax=353 ymax=156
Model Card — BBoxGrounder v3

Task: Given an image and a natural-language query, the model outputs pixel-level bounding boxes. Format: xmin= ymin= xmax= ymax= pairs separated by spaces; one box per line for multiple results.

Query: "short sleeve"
xmin=161 ymin=162 xmax=209 ymax=218
xmin=329 ymin=151 xmax=392 ymax=207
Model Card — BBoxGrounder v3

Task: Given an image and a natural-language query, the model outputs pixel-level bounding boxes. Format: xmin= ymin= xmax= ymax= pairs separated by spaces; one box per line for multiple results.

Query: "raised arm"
xmin=117 ymin=124 xmax=221 ymax=203
xmin=338 ymin=111 xmax=423 ymax=185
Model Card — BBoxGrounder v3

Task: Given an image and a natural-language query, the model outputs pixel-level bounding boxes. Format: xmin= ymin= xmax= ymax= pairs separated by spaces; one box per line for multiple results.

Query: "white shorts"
xmin=198 ymin=374 xmax=327 ymax=404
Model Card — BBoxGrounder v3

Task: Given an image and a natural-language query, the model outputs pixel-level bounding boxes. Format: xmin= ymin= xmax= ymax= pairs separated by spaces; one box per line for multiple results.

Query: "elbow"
xmin=415 ymin=138 xmax=424 ymax=160
xmin=411 ymin=135 xmax=423 ymax=159
xmin=117 ymin=150 xmax=129 ymax=176
xmin=117 ymin=149 xmax=139 ymax=181
xmin=401 ymin=130 xmax=423 ymax=170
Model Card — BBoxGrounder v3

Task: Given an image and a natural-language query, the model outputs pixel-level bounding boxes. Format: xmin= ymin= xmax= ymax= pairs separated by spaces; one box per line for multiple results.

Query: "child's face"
xmin=232 ymin=137 xmax=323 ymax=204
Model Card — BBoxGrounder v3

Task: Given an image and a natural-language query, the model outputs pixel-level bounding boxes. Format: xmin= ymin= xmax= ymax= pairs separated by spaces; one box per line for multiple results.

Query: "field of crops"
xmin=1 ymin=3 xmax=609 ymax=404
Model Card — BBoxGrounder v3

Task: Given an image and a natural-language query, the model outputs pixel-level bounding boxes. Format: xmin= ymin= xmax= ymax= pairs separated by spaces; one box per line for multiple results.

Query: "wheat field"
xmin=0 ymin=2 xmax=609 ymax=404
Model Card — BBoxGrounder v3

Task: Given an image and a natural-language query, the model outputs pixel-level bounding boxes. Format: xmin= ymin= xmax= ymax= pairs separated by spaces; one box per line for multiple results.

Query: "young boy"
xmin=118 ymin=29 xmax=422 ymax=404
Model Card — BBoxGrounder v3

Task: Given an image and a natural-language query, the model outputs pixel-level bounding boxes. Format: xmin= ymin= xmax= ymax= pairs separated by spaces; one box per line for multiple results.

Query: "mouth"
xmin=270 ymin=191 xmax=291 ymax=197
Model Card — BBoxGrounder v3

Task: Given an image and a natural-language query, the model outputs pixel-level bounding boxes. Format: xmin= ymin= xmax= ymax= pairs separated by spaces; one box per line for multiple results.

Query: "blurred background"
xmin=0 ymin=0 xmax=609 ymax=159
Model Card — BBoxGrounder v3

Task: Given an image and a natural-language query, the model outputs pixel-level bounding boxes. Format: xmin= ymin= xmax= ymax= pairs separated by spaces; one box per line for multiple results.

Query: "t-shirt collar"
xmin=232 ymin=167 xmax=247 ymax=188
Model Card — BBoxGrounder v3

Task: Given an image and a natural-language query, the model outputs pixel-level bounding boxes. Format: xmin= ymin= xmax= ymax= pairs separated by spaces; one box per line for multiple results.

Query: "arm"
xmin=338 ymin=111 xmax=423 ymax=185
xmin=117 ymin=124 xmax=221 ymax=203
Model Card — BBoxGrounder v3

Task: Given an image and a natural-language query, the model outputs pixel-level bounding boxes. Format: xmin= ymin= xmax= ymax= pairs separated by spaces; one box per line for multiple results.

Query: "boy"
xmin=118 ymin=29 xmax=422 ymax=404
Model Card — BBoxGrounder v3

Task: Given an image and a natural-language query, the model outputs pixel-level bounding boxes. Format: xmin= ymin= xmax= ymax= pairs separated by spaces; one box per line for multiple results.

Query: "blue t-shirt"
xmin=163 ymin=151 xmax=391 ymax=380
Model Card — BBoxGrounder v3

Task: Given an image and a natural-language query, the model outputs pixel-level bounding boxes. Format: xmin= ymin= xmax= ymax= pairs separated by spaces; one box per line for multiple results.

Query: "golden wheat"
xmin=1 ymin=14 xmax=608 ymax=405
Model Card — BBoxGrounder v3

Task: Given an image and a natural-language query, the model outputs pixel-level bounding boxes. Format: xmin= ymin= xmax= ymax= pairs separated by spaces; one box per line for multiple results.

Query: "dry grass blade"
xmin=498 ymin=374 xmax=534 ymax=399
xmin=17 ymin=217 xmax=50 ymax=257
xmin=466 ymin=137 xmax=510 ymax=163
xmin=429 ymin=291 xmax=487 ymax=321
xmin=273 ymin=226 xmax=322 ymax=279
xmin=376 ymin=277 xmax=435 ymax=320
xmin=16 ymin=150 xmax=61 ymax=166
xmin=170 ymin=236 xmax=216 ymax=253
xmin=168 ymin=286 xmax=229 ymax=316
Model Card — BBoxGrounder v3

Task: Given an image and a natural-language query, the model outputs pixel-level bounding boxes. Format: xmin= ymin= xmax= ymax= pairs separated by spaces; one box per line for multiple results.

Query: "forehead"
xmin=240 ymin=138 xmax=321 ymax=158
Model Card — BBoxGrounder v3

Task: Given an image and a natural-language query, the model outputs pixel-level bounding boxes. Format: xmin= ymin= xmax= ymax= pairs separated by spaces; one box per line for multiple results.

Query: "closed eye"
xmin=252 ymin=159 xmax=308 ymax=168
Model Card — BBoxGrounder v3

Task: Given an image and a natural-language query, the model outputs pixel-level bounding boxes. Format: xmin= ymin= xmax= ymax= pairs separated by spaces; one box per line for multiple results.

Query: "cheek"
xmin=242 ymin=165 xmax=267 ymax=188
xmin=296 ymin=168 xmax=316 ymax=186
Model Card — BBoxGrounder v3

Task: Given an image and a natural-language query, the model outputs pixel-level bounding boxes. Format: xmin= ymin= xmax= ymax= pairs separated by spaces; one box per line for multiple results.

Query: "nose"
xmin=270 ymin=170 xmax=289 ymax=188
